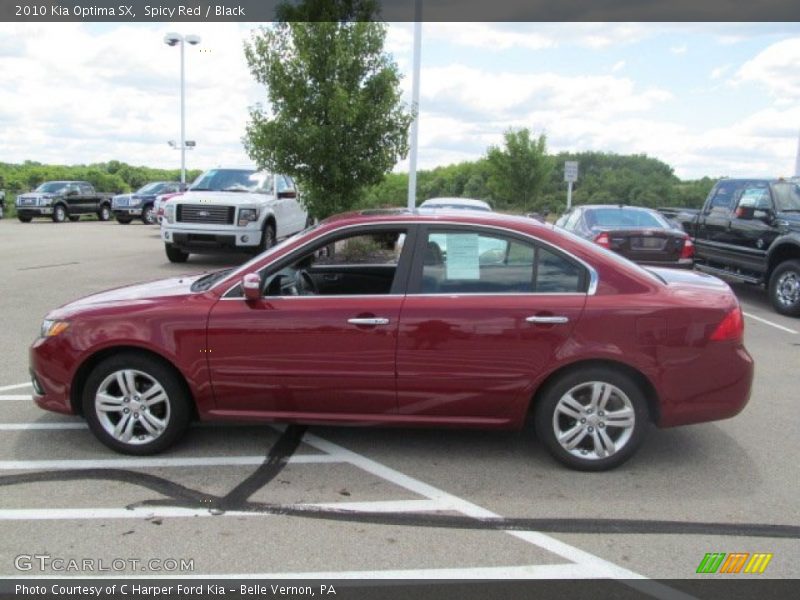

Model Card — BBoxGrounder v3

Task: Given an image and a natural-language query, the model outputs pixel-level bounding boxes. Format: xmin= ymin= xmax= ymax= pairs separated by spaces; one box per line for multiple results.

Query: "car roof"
xmin=321 ymin=208 xmax=546 ymax=232
xmin=420 ymin=197 xmax=491 ymax=207
xmin=578 ymin=205 xmax=659 ymax=212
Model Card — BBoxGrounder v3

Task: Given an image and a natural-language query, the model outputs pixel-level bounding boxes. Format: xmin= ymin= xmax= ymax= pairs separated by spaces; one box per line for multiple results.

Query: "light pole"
xmin=164 ymin=32 xmax=201 ymax=185
xmin=407 ymin=1 xmax=422 ymax=211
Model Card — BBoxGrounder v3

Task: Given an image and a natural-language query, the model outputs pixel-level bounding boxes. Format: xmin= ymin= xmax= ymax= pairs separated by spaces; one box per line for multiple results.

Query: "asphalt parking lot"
xmin=0 ymin=218 xmax=797 ymax=585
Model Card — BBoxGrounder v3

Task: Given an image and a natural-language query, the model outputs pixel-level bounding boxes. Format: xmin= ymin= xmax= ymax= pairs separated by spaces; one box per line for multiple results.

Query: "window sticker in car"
xmin=445 ymin=233 xmax=480 ymax=280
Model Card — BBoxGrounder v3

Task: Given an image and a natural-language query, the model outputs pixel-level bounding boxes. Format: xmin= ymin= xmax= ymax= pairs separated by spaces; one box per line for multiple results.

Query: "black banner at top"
xmin=3 ymin=0 xmax=800 ymax=22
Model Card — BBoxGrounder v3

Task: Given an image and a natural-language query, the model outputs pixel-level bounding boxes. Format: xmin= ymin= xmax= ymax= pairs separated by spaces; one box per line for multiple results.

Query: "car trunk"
xmin=601 ymin=228 xmax=687 ymax=264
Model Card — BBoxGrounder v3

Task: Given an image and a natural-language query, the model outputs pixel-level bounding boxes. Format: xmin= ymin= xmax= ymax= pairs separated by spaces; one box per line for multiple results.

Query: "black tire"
xmin=534 ymin=367 xmax=649 ymax=471
xmin=18 ymin=216 xmax=33 ymax=223
xmin=82 ymin=352 xmax=191 ymax=455
xmin=769 ymin=259 xmax=800 ymax=317
xmin=52 ymin=204 xmax=67 ymax=223
xmin=116 ymin=216 xmax=133 ymax=225
xmin=258 ymin=221 xmax=276 ymax=254
xmin=165 ymin=243 xmax=189 ymax=263
xmin=68 ymin=215 xmax=80 ymax=222
xmin=97 ymin=204 xmax=111 ymax=221
xmin=142 ymin=204 xmax=155 ymax=225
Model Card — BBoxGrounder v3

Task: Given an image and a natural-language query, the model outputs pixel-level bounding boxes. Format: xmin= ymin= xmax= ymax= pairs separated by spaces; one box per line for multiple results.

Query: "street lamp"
xmin=163 ymin=32 xmax=201 ymax=185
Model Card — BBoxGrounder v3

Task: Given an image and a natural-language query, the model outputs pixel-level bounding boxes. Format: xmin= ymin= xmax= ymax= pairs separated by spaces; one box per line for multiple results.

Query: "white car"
xmin=419 ymin=197 xmax=493 ymax=212
xmin=161 ymin=168 xmax=308 ymax=263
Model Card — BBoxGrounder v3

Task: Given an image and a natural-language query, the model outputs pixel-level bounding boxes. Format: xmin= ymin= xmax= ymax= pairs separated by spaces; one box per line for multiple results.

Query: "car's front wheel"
xmin=769 ymin=260 xmax=800 ymax=317
xmin=83 ymin=353 xmax=191 ymax=455
xmin=142 ymin=204 xmax=155 ymax=225
xmin=52 ymin=204 xmax=67 ymax=223
xmin=534 ymin=368 xmax=649 ymax=471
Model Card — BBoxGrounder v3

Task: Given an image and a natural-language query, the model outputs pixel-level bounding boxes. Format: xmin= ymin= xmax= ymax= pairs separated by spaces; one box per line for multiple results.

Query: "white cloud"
xmin=734 ymin=38 xmax=800 ymax=101
xmin=710 ymin=64 xmax=731 ymax=80
xmin=611 ymin=60 xmax=626 ymax=73
xmin=670 ymin=44 xmax=687 ymax=55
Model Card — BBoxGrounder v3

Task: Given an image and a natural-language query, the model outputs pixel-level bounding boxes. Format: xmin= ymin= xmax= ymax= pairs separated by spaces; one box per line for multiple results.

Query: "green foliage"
xmin=0 ymin=161 xmax=200 ymax=195
xmin=243 ymin=0 xmax=413 ymax=220
xmin=486 ymin=129 xmax=553 ymax=211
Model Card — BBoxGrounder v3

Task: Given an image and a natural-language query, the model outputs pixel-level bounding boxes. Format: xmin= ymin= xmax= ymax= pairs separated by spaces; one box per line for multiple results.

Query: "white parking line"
xmin=743 ymin=311 xmax=798 ymax=334
xmin=0 ymin=422 xmax=85 ymax=430
xmin=0 ymin=454 xmax=341 ymax=471
xmin=301 ymin=499 xmax=447 ymax=513
xmin=0 ymin=395 xmax=32 ymax=401
xmin=0 ymin=383 xmax=31 ymax=392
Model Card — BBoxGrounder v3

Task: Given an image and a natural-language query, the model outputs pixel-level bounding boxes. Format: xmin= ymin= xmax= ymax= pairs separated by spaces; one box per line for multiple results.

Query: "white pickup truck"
xmin=161 ymin=168 xmax=308 ymax=263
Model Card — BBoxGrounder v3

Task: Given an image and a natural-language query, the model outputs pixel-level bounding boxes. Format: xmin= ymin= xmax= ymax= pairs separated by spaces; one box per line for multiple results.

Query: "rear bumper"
xmin=656 ymin=344 xmax=754 ymax=428
xmin=637 ymin=258 xmax=693 ymax=269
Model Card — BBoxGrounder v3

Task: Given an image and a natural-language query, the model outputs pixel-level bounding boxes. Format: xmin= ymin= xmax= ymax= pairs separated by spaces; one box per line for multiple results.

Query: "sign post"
xmin=564 ymin=161 xmax=578 ymax=210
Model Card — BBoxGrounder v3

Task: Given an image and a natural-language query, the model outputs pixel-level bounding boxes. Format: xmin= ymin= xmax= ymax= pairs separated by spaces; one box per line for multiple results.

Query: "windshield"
xmin=189 ymin=169 xmax=268 ymax=193
xmin=771 ymin=182 xmax=800 ymax=212
xmin=191 ymin=268 xmax=235 ymax=292
xmin=34 ymin=182 xmax=68 ymax=193
xmin=586 ymin=208 xmax=667 ymax=230
xmin=136 ymin=182 xmax=166 ymax=195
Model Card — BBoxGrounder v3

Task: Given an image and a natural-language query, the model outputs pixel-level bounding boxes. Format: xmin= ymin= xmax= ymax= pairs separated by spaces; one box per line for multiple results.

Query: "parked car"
xmin=556 ymin=205 xmax=694 ymax=269
xmin=15 ymin=181 xmax=114 ymax=223
xmin=0 ymin=190 xmax=5 ymax=219
xmin=419 ymin=197 xmax=493 ymax=212
xmin=665 ymin=178 xmax=800 ymax=316
xmin=112 ymin=182 xmax=184 ymax=225
xmin=154 ymin=190 xmax=186 ymax=224
xmin=30 ymin=209 xmax=752 ymax=471
xmin=160 ymin=168 xmax=308 ymax=263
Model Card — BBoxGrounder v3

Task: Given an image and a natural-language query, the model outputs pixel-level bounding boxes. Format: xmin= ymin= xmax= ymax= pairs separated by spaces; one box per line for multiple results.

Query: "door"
xmin=696 ymin=180 xmax=746 ymax=265
xmin=727 ymin=182 xmax=777 ymax=274
xmin=206 ymin=225 xmax=415 ymax=418
xmin=396 ymin=226 xmax=588 ymax=422
xmin=276 ymin=174 xmax=305 ymax=234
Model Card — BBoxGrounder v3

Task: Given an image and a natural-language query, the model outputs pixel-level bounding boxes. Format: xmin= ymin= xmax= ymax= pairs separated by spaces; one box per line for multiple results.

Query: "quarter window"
xmin=420 ymin=230 xmax=585 ymax=294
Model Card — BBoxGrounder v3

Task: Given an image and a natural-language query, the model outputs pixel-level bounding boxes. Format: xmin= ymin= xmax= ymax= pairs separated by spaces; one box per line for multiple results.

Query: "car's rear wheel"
xmin=52 ymin=204 xmax=67 ymax=223
xmin=83 ymin=353 xmax=191 ymax=455
xmin=769 ymin=260 xmax=800 ymax=317
xmin=165 ymin=243 xmax=189 ymax=263
xmin=97 ymin=204 xmax=111 ymax=221
xmin=534 ymin=368 xmax=649 ymax=471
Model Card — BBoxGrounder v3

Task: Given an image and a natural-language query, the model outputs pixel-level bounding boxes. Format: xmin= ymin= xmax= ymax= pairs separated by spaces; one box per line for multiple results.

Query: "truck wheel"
xmin=18 ymin=216 xmax=32 ymax=223
xmin=97 ymin=204 xmax=111 ymax=221
xmin=68 ymin=215 xmax=80 ymax=222
xmin=258 ymin=222 xmax=276 ymax=253
xmin=769 ymin=260 xmax=800 ymax=317
xmin=142 ymin=205 xmax=156 ymax=225
xmin=116 ymin=216 xmax=133 ymax=225
xmin=52 ymin=205 xmax=67 ymax=223
xmin=165 ymin=243 xmax=189 ymax=263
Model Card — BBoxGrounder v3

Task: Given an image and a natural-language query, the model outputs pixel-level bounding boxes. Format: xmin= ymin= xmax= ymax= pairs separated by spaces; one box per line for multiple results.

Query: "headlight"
xmin=39 ymin=196 xmax=53 ymax=206
xmin=40 ymin=319 xmax=69 ymax=338
xmin=129 ymin=197 xmax=142 ymax=207
xmin=238 ymin=208 xmax=259 ymax=226
xmin=165 ymin=204 xmax=175 ymax=224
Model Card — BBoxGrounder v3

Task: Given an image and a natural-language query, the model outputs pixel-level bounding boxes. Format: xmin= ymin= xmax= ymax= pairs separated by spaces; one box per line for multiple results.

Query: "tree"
xmin=243 ymin=0 xmax=413 ymax=220
xmin=485 ymin=128 xmax=553 ymax=211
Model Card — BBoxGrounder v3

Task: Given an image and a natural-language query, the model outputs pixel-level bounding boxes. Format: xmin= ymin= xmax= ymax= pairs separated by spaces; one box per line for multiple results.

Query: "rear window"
xmin=585 ymin=208 xmax=666 ymax=230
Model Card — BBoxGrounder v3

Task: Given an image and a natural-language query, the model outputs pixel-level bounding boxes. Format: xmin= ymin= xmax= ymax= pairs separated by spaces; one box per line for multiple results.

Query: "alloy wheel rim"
xmin=95 ymin=369 xmax=171 ymax=445
xmin=776 ymin=272 xmax=800 ymax=307
xmin=143 ymin=207 xmax=154 ymax=224
xmin=552 ymin=381 xmax=635 ymax=460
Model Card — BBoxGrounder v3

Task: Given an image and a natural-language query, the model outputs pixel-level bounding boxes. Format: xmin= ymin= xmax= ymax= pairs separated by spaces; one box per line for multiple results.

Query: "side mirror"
xmin=735 ymin=206 xmax=754 ymax=220
xmin=277 ymin=190 xmax=297 ymax=199
xmin=242 ymin=273 xmax=261 ymax=301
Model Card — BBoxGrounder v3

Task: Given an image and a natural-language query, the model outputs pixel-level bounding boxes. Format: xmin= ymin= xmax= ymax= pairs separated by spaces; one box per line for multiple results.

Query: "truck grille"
xmin=177 ymin=204 xmax=235 ymax=225
xmin=17 ymin=197 xmax=36 ymax=206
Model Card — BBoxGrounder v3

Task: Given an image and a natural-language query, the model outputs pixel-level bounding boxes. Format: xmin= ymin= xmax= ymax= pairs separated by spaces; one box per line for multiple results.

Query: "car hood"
xmin=48 ymin=274 xmax=206 ymax=318
xmin=776 ymin=212 xmax=800 ymax=230
xmin=177 ymin=191 xmax=274 ymax=206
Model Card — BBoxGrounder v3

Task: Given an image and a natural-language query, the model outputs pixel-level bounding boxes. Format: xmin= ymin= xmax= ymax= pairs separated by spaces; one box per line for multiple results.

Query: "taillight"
xmin=594 ymin=232 xmax=610 ymax=248
xmin=710 ymin=306 xmax=744 ymax=342
xmin=680 ymin=237 xmax=695 ymax=259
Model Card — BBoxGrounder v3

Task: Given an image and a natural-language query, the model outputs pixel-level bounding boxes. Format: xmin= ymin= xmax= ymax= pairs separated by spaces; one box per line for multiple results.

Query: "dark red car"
xmin=30 ymin=210 xmax=753 ymax=470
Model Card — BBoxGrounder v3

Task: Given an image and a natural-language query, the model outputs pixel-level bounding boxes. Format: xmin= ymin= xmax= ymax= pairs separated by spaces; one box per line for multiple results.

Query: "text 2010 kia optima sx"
xmin=30 ymin=210 xmax=753 ymax=470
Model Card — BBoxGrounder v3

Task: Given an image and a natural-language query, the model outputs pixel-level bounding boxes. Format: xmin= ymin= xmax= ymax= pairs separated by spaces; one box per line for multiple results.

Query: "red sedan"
xmin=30 ymin=210 xmax=753 ymax=470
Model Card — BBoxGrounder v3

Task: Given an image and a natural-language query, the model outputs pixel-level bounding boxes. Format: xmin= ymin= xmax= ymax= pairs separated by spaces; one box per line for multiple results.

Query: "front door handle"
xmin=347 ymin=317 xmax=390 ymax=326
xmin=526 ymin=315 xmax=569 ymax=324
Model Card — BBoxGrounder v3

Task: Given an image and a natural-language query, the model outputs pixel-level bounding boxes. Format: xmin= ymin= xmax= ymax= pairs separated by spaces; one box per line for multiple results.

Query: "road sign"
xmin=564 ymin=161 xmax=579 ymax=182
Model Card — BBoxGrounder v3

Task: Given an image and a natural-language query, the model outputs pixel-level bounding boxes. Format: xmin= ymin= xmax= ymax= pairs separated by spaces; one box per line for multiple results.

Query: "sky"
xmin=1 ymin=22 xmax=799 ymax=180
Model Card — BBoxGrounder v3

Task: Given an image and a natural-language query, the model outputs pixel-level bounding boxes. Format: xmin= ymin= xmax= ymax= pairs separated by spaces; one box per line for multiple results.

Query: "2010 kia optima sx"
xmin=30 ymin=209 xmax=754 ymax=470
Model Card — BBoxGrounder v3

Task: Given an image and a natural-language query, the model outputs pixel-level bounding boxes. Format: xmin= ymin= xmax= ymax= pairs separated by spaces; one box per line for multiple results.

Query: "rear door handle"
xmin=347 ymin=318 xmax=390 ymax=326
xmin=526 ymin=315 xmax=569 ymax=324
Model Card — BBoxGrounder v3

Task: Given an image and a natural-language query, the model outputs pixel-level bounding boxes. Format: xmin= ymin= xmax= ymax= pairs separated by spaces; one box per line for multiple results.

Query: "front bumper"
xmin=162 ymin=225 xmax=263 ymax=251
xmin=113 ymin=207 xmax=143 ymax=217
xmin=29 ymin=338 xmax=75 ymax=415
xmin=16 ymin=207 xmax=53 ymax=217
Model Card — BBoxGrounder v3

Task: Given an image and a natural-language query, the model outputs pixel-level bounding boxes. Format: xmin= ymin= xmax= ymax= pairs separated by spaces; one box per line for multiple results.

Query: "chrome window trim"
xmin=219 ymin=220 xmax=599 ymax=298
